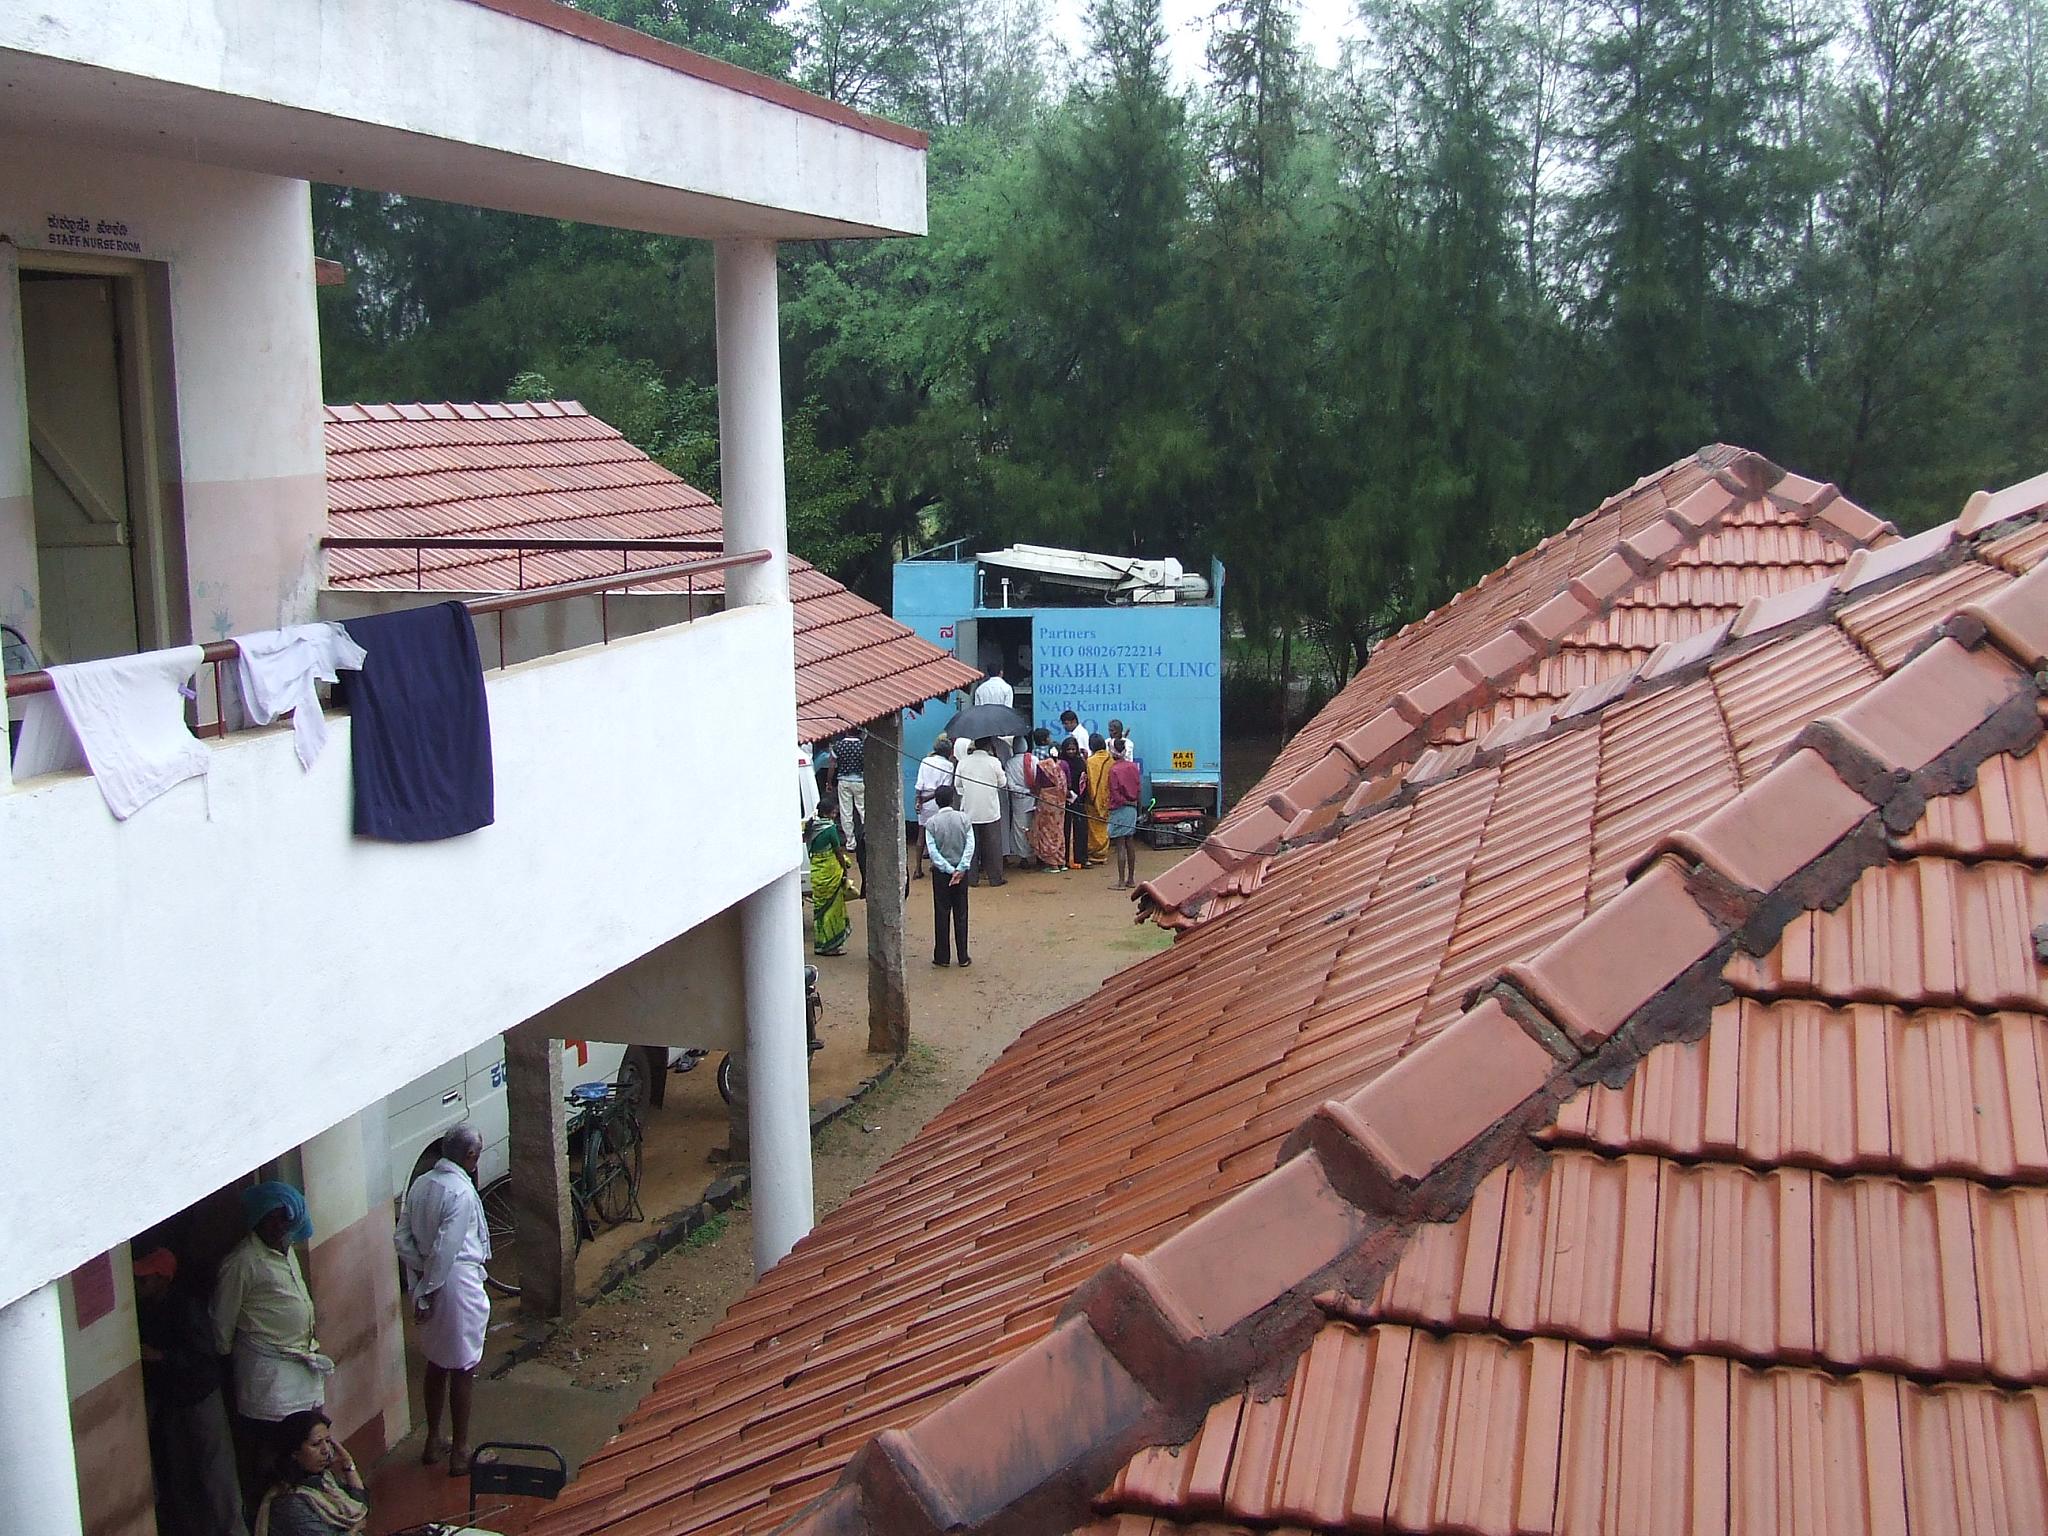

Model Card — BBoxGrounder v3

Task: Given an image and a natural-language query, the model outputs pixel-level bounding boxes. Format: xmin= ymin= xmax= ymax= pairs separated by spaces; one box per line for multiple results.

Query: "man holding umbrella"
xmin=942 ymin=697 xmax=1030 ymax=759
xmin=943 ymin=696 xmax=1028 ymax=885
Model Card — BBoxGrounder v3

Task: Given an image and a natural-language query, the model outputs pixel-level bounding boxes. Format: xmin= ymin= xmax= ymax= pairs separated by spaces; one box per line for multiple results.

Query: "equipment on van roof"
xmin=972 ymin=544 xmax=1212 ymax=605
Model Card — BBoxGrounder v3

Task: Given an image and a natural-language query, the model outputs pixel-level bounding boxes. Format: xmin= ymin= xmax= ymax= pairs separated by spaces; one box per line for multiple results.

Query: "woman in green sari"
xmin=807 ymin=816 xmax=855 ymax=956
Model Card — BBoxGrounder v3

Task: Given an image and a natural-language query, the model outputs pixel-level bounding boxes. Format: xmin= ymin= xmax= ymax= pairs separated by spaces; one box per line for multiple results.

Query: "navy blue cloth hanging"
xmin=339 ymin=602 xmax=494 ymax=841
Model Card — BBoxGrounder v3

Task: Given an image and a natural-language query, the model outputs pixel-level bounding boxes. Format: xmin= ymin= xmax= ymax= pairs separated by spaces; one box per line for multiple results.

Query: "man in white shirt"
xmin=1061 ymin=709 xmax=1092 ymax=754
xmin=973 ymin=667 xmax=1015 ymax=709
xmin=954 ymin=739 xmax=1008 ymax=886
xmin=396 ymin=1124 xmax=492 ymax=1474
xmin=911 ymin=735 xmax=955 ymax=880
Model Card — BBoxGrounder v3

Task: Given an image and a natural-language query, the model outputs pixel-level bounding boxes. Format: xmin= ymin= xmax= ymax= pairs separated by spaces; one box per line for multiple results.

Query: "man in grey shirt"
xmin=923 ymin=785 xmax=975 ymax=967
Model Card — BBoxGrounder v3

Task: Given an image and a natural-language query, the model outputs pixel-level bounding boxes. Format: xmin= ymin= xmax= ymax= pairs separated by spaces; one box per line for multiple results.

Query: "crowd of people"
xmin=804 ymin=669 xmax=1148 ymax=969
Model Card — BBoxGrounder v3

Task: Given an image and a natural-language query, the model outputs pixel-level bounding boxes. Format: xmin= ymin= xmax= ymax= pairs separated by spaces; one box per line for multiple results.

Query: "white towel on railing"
xmin=233 ymin=622 xmax=368 ymax=770
xmin=10 ymin=693 xmax=88 ymax=780
xmin=34 ymin=647 xmax=211 ymax=818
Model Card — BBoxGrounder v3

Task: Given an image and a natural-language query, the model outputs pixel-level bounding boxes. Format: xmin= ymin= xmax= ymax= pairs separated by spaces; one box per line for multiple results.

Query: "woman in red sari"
xmin=1028 ymin=729 xmax=1069 ymax=870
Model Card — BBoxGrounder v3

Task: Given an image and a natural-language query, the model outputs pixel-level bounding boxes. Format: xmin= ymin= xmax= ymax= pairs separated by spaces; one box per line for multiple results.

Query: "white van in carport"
xmin=384 ymin=1038 xmax=667 ymax=1203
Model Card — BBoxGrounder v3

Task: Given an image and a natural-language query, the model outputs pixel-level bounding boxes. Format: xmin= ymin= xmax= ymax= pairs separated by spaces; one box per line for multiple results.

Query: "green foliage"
xmin=1806 ymin=0 xmax=2015 ymax=525
xmin=683 ymin=1212 xmax=729 ymax=1249
xmin=312 ymin=0 xmax=2048 ymax=632
xmin=572 ymin=0 xmax=796 ymax=76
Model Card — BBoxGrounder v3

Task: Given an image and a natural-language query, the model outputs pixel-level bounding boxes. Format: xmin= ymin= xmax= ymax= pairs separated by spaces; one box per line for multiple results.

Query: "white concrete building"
xmin=0 ymin=4 xmax=925 ymax=1532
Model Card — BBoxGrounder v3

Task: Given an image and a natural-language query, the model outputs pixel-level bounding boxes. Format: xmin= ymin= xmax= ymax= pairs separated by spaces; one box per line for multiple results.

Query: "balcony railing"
xmin=4 ymin=547 xmax=768 ymax=741
xmin=321 ymin=535 xmax=730 ymax=594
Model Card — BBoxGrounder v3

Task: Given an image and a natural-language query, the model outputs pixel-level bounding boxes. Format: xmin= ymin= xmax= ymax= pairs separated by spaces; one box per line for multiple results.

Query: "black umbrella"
xmin=944 ymin=702 xmax=1029 ymax=743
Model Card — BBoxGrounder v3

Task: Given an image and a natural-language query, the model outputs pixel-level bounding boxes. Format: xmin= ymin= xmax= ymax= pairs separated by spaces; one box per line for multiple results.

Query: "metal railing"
xmin=3 ymin=548 xmax=770 ymax=740
xmin=321 ymin=535 xmax=727 ymax=593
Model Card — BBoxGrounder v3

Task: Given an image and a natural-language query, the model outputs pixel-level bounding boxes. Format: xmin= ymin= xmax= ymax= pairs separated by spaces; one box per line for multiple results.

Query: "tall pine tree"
xmin=1571 ymin=0 xmax=1820 ymax=482
xmin=980 ymin=0 xmax=1203 ymax=552
xmin=1816 ymin=0 xmax=2009 ymax=520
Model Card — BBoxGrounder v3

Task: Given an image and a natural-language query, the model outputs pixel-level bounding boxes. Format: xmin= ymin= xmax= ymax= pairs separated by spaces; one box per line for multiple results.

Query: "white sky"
xmin=1045 ymin=0 xmax=1356 ymax=91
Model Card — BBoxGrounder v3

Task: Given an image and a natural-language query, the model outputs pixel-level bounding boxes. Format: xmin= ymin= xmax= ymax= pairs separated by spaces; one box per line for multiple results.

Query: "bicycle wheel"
xmin=479 ymin=1176 xmax=521 ymax=1295
xmin=591 ymin=1138 xmax=635 ymax=1225
xmin=614 ymin=1105 xmax=644 ymax=1191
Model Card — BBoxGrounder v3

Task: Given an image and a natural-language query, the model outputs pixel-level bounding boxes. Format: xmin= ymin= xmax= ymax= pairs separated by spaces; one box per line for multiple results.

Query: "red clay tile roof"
xmin=322 ymin=402 xmax=977 ymax=741
xmin=522 ymin=462 xmax=2048 ymax=1536
xmin=1140 ymin=447 xmax=1898 ymax=928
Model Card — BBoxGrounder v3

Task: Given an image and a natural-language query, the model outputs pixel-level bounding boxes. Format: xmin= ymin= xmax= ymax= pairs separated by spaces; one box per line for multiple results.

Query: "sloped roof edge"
xmin=1203 ymin=517 xmax=1987 ymax=924
xmin=1137 ymin=449 xmax=1896 ymax=928
xmin=766 ymin=556 xmax=2048 ymax=1536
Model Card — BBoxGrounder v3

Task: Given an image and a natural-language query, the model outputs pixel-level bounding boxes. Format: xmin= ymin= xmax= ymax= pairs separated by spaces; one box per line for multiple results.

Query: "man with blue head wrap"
xmin=241 ymin=1182 xmax=313 ymax=1244
xmin=210 ymin=1179 xmax=333 ymax=1441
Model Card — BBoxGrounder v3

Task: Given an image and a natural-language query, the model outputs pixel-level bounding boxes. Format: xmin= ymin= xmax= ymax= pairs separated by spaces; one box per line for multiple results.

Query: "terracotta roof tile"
xmin=525 ymin=462 xmax=2048 ymax=1536
xmin=321 ymin=403 xmax=975 ymax=735
xmin=1141 ymin=446 xmax=1895 ymax=926
xmin=1984 ymin=520 xmax=2048 ymax=576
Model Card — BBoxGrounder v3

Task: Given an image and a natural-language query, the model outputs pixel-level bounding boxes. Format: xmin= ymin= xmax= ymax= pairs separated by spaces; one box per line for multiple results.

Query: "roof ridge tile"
xmin=1729 ymin=575 xmax=1837 ymax=640
xmin=770 ymin=549 xmax=2048 ymax=1536
xmin=1835 ymin=522 xmax=1957 ymax=594
xmin=1951 ymin=557 xmax=2048 ymax=669
xmin=1139 ymin=459 xmax=1778 ymax=925
xmin=1760 ymin=470 xmax=1894 ymax=548
xmin=1957 ymin=469 xmax=2048 ymax=537
xmin=1239 ymin=499 xmax=2034 ymax=912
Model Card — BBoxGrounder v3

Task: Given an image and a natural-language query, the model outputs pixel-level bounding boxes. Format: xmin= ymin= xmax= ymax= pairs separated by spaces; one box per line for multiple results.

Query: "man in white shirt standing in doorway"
xmin=397 ymin=1123 xmax=491 ymax=1476
xmin=973 ymin=665 xmax=1014 ymax=710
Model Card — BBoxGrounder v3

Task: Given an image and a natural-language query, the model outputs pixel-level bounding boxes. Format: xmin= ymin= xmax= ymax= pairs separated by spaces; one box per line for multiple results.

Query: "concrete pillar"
xmin=1 ymin=240 xmax=37 ymax=747
xmin=301 ymin=1109 xmax=408 ymax=1454
xmin=0 ymin=1283 xmax=84 ymax=1536
xmin=717 ymin=237 xmax=814 ymax=1275
xmin=738 ymin=871 xmax=813 ymax=1273
xmin=504 ymin=1028 xmax=576 ymax=1321
xmin=715 ymin=238 xmax=789 ymax=608
xmin=866 ymin=712 xmax=909 ymax=1054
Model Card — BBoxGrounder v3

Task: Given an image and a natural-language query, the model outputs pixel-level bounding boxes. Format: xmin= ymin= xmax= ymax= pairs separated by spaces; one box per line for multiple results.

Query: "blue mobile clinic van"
xmin=893 ymin=543 xmax=1225 ymax=823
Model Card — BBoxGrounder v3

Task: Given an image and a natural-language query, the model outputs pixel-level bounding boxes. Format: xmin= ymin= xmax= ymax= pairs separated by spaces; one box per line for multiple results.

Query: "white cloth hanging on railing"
xmin=232 ymin=622 xmax=367 ymax=770
xmin=22 ymin=646 xmax=211 ymax=818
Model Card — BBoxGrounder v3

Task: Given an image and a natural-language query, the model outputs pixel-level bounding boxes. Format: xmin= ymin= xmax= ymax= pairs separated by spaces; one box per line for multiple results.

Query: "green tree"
xmin=572 ymin=0 xmax=797 ymax=76
xmin=1571 ymin=0 xmax=1824 ymax=481
xmin=977 ymin=0 xmax=1205 ymax=554
xmin=1335 ymin=0 xmax=1532 ymax=620
xmin=1813 ymin=0 xmax=2010 ymax=520
xmin=1185 ymin=0 xmax=1327 ymax=669
xmin=1996 ymin=0 xmax=2048 ymax=479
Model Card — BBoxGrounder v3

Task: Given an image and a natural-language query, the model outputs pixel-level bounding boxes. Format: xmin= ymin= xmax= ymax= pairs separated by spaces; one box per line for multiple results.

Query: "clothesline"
xmin=3 ymin=547 xmax=773 ymax=703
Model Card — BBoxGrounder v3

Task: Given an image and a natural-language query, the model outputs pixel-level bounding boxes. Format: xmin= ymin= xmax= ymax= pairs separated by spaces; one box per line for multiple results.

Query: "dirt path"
xmin=527 ymin=840 xmax=1181 ymax=1391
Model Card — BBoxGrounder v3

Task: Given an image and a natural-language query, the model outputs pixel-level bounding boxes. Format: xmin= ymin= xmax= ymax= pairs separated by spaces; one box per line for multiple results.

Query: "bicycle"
xmin=565 ymin=1082 xmax=643 ymax=1242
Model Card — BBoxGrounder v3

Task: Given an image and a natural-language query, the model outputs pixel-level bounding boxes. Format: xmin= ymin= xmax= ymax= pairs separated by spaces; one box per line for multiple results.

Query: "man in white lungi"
xmin=396 ymin=1123 xmax=491 ymax=1475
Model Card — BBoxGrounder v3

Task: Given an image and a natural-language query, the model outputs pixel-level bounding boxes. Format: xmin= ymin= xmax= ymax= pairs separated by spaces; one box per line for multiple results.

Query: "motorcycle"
xmin=680 ymin=963 xmax=825 ymax=1106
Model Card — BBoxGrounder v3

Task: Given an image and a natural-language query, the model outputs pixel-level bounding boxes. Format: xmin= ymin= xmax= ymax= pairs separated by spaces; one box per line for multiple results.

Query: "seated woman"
xmin=253 ymin=1410 xmax=367 ymax=1536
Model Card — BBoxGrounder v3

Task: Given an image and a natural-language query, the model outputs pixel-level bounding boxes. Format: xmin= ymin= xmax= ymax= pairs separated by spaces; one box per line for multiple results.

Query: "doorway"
xmin=17 ymin=258 xmax=182 ymax=664
xmin=978 ymin=615 xmax=1032 ymax=726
